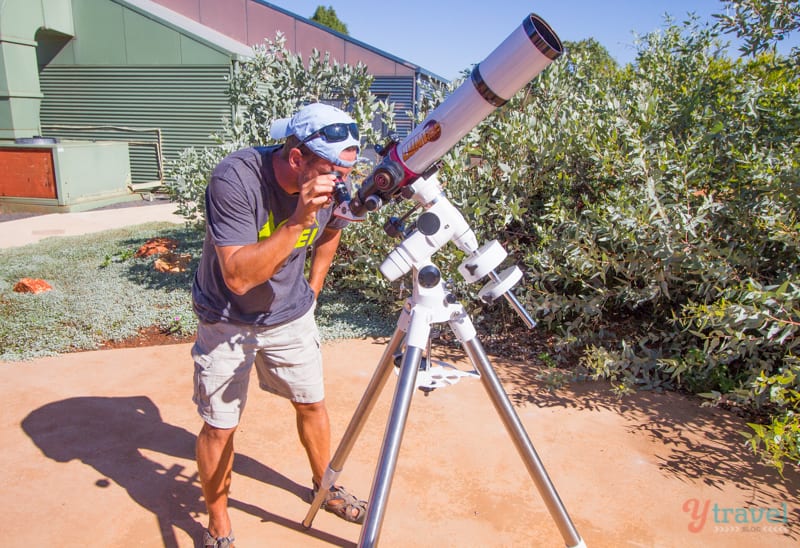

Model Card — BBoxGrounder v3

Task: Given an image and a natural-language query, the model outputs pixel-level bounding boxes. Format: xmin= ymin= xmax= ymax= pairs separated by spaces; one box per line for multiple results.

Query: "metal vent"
xmin=39 ymin=65 xmax=233 ymax=185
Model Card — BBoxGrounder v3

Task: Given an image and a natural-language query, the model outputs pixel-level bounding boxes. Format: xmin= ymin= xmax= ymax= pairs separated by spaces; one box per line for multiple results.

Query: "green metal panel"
xmin=47 ymin=0 xmax=245 ymax=67
xmin=0 ymin=0 xmax=43 ymax=39
xmin=123 ymin=8 xmax=182 ymax=65
xmin=371 ymin=76 xmax=415 ymax=138
xmin=40 ymin=0 xmax=76 ymax=36
xmin=68 ymin=0 xmax=128 ymax=65
xmin=51 ymin=140 xmax=131 ymax=205
xmin=0 ymin=0 xmax=74 ymax=39
xmin=179 ymin=34 xmax=232 ymax=65
xmin=0 ymin=140 xmax=132 ymax=213
xmin=1 ymin=40 xmax=41 ymax=94
xmin=0 ymin=40 xmax=42 ymax=138
xmin=0 ymin=0 xmax=72 ymax=139
xmin=38 ymin=65 xmax=233 ymax=184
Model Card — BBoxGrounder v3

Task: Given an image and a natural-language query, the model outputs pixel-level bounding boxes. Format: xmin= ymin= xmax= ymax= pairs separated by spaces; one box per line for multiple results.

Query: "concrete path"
xmin=0 ymin=200 xmax=183 ymax=248
xmin=1 ymin=340 xmax=797 ymax=547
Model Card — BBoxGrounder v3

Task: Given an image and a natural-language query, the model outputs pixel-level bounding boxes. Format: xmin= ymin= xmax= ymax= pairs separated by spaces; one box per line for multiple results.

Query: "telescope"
xmin=333 ymin=13 xmax=562 ymax=219
xmin=311 ymin=13 xmax=587 ymax=548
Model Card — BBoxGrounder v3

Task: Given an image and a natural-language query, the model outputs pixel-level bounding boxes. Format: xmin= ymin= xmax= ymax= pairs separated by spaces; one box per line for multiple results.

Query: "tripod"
xmin=305 ymin=175 xmax=586 ymax=548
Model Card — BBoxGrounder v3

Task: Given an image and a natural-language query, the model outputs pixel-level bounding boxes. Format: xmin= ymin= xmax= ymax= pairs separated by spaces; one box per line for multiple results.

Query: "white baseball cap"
xmin=270 ymin=103 xmax=361 ymax=167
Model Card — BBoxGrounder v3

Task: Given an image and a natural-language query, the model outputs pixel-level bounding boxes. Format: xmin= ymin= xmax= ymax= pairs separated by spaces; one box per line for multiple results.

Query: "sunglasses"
xmin=301 ymin=123 xmax=359 ymax=144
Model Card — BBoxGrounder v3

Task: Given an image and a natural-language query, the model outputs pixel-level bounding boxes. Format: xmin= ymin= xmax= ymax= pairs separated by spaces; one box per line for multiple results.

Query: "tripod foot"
xmin=302 ymin=467 xmax=341 ymax=528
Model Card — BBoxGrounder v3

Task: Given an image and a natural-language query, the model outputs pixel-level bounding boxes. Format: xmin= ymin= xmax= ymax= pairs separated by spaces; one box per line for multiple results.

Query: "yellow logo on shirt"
xmin=258 ymin=212 xmax=319 ymax=248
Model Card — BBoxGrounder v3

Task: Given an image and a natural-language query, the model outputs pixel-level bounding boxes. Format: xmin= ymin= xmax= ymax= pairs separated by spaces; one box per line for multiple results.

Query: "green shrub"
xmin=511 ymin=19 xmax=799 ymax=471
xmin=162 ymin=16 xmax=799 ymax=471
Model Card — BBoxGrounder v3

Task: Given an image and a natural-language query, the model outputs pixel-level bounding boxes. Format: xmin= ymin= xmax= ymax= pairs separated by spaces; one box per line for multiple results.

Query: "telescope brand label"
xmin=402 ymin=120 xmax=442 ymax=162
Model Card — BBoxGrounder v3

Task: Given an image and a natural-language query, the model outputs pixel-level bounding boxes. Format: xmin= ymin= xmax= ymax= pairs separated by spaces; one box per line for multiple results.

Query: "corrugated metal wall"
xmin=38 ymin=67 xmax=418 ymax=186
xmin=371 ymin=76 xmax=415 ymax=138
xmin=39 ymin=65 xmax=233 ymax=185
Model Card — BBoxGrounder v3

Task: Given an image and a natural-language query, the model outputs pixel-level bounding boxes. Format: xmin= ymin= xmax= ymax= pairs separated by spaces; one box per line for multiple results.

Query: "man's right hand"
xmin=291 ymin=172 xmax=337 ymax=228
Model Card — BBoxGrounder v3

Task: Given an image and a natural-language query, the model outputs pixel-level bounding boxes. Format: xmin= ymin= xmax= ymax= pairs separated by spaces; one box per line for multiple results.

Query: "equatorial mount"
xmin=379 ymin=173 xmax=536 ymax=329
xmin=303 ymin=172 xmax=585 ymax=548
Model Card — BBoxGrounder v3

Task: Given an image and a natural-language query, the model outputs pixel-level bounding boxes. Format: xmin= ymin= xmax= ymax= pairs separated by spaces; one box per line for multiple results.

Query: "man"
xmin=191 ymin=103 xmax=368 ymax=547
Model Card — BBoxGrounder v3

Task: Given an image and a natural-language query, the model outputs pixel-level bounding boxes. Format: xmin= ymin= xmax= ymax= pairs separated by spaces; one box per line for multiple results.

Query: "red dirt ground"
xmin=2 ymin=335 xmax=798 ymax=546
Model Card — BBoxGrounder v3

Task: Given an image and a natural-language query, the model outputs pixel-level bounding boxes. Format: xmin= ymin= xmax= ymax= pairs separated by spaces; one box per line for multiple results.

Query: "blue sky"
xmin=262 ymin=0 xmax=796 ymax=80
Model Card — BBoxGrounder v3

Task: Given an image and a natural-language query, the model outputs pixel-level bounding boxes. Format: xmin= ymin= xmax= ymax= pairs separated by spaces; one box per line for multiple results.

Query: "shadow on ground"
xmin=488 ymin=355 xmax=799 ymax=527
xmin=21 ymin=396 xmax=353 ymax=547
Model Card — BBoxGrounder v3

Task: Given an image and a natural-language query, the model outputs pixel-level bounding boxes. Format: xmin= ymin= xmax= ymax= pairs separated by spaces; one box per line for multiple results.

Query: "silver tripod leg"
xmin=302 ymin=324 xmax=406 ymax=528
xmin=463 ymin=337 xmax=585 ymax=548
xmin=358 ymin=342 xmax=425 ymax=547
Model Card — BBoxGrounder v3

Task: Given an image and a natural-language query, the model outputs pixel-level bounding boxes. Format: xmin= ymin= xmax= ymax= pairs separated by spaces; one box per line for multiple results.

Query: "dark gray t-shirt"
xmin=192 ymin=146 xmax=348 ymax=326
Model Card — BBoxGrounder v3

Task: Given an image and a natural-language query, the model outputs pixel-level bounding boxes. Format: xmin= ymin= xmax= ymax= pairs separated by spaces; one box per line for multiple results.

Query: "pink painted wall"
xmin=152 ymin=0 xmax=415 ymax=76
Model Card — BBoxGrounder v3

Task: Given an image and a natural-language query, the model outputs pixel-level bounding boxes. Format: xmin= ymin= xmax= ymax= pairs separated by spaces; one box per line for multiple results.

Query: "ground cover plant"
xmin=0 ymin=224 xmax=392 ymax=361
xmin=0 ymin=223 xmax=198 ymax=360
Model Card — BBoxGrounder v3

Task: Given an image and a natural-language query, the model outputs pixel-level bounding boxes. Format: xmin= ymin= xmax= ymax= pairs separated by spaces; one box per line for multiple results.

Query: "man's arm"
xmin=215 ymin=171 xmax=336 ymax=296
xmin=308 ymin=227 xmax=343 ymax=298
xmin=215 ymin=220 xmax=306 ymax=295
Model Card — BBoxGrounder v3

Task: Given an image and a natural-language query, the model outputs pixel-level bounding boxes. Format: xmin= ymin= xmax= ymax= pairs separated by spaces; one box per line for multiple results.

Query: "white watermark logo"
xmin=682 ymin=499 xmax=790 ymax=534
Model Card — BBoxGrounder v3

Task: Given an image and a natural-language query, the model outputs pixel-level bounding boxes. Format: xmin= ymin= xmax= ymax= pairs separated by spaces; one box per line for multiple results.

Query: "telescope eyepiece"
xmin=328 ymin=171 xmax=351 ymax=205
xmin=332 ymin=179 xmax=350 ymax=205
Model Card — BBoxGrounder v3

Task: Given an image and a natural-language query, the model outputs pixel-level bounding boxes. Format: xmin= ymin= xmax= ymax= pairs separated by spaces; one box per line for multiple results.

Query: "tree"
xmin=715 ymin=0 xmax=800 ymax=59
xmin=563 ymin=38 xmax=619 ymax=77
xmin=311 ymin=5 xmax=349 ymax=35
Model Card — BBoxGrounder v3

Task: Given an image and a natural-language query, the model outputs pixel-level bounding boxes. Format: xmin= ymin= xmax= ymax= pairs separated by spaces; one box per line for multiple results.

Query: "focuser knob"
xmin=364 ymin=194 xmax=383 ymax=211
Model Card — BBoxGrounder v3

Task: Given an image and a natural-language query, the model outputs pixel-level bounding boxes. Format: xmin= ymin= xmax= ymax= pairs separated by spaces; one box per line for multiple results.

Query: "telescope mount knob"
xmin=417 ymin=265 xmax=441 ymax=289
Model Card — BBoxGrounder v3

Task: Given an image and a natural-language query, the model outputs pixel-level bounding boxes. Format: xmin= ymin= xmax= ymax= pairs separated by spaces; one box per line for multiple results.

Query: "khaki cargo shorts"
xmin=191 ymin=304 xmax=322 ymax=429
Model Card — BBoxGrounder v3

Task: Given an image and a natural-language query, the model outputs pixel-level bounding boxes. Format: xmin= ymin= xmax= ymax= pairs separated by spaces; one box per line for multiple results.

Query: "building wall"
xmin=151 ymin=0 xmax=417 ymax=76
xmin=39 ymin=0 xmax=236 ymax=183
xmin=371 ymin=76 xmax=416 ymax=137
xmin=0 ymin=0 xmax=75 ymax=139
xmin=37 ymin=0 xmax=427 ymax=184
xmin=47 ymin=0 xmax=236 ymax=66
xmin=40 ymin=65 xmax=232 ymax=183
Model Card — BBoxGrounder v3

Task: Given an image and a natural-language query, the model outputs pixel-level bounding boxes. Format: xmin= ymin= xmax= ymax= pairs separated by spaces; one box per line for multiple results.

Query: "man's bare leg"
xmin=197 ymin=422 xmax=237 ymax=539
xmin=294 ymin=400 xmax=365 ymax=522
xmin=292 ymin=400 xmax=331 ymax=485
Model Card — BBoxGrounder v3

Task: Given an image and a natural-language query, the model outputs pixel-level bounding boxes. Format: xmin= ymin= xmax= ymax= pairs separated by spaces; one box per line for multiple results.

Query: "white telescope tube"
xmin=397 ymin=13 xmax=562 ymax=177
xmin=345 ymin=14 xmax=562 ymax=217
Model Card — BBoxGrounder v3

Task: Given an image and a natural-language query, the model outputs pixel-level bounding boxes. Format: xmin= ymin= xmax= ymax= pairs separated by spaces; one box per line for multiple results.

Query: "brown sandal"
xmin=203 ymin=529 xmax=235 ymax=548
xmin=312 ymin=482 xmax=368 ymax=524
